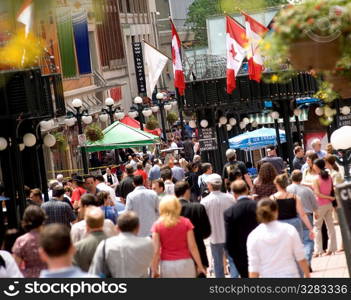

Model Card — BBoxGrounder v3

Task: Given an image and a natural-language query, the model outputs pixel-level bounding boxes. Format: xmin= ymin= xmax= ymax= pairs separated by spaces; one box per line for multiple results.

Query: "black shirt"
xmin=260 ymin=156 xmax=285 ymax=174
xmin=293 ymin=156 xmax=305 ymax=170
xmin=273 ymin=195 xmax=298 ymax=220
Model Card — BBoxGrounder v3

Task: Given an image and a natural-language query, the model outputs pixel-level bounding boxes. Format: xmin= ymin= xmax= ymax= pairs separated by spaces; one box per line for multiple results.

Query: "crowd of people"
xmin=0 ymin=137 xmax=345 ymax=278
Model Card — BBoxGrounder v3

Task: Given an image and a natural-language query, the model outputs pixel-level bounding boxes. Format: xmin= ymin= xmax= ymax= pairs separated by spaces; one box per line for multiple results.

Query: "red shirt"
xmin=152 ymin=217 xmax=194 ymax=261
xmin=134 ymin=169 xmax=148 ymax=184
xmin=71 ymin=187 xmax=86 ymax=203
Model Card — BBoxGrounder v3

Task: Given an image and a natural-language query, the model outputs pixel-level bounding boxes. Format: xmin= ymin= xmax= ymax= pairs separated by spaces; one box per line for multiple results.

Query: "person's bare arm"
xmin=312 ymin=179 xmax=334 ymax=200
xmin=298 ymin=259 xmax=310 ymax=278
xmin=187 ymin=230 xmax=206 ymax=275
xmin=295 ymin=195 xmax=314 ymax=239
xmin=151 ymin=232 xmax=161 ymax=278
xmin=244 ymin=174 xmax=253 ymax=190
xmin=249 ymin=272 xmax=259 ymax=278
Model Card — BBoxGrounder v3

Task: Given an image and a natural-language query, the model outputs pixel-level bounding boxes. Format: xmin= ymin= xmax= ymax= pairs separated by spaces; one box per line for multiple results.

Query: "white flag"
xmin=144 ymin=42 xmax=169 ymax=98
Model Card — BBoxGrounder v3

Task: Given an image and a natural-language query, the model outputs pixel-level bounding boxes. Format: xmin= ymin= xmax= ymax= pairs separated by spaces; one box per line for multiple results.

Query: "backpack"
xmin=226 ymin=162 xmax=241 ymax=179
xmin=199 ymin=177 xmax=210 ymax=198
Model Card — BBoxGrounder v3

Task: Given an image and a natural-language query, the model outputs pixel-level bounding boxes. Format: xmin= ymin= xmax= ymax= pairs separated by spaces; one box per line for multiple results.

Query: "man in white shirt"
xmin=126 ymin=175 xmax=160 ymax=237
xmin=103 ymin=167 xmax=119 ymax=190
xmin=201 ymin=174 xmax=236 ymax=278
xmin=95 ymin=175 xmax=116 ymax=203
xmin=71 ymin=194 xmax=117 ymax=244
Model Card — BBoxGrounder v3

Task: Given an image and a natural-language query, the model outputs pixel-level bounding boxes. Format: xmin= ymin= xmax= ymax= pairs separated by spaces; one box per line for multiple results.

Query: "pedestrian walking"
xmin=260 ymin=145 xmax=285 ymax=174
xmin=252 ymin=162 xmax=277 ymax=201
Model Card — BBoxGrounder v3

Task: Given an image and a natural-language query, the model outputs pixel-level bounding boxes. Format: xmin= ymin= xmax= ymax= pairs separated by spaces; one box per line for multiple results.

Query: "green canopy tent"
xmin=85 ymin=121 xmax=160 ymax=152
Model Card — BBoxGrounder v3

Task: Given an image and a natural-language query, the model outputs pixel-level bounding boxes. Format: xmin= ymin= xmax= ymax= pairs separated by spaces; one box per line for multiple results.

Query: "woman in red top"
xmin=151 ymin=196 xmax=206 ymax=278
xmin=70 ymin=176 xmax=86 ymax=210
xmin=134 ymin=163 xmax=149 ymax=187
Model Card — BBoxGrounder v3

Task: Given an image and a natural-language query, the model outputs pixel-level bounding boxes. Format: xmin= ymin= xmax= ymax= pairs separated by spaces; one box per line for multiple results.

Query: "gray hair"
xmin=226 ymin=149 xmax=236 ymax=160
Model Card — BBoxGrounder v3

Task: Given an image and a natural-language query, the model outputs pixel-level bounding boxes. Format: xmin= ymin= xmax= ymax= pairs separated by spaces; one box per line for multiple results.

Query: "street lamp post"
xmin=66 ymin=98 xmax=91 ymax=175
xmin=154 ymin=92 xmax=172 ymax=143
xmin=331 ymin=126 xmax=351 ymax=181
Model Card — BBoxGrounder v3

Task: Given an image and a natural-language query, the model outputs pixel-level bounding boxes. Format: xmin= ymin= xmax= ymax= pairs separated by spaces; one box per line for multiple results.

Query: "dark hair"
xmin=231 ymin=180 xmax=248 ymax=195
xmin=258 ymin=162 xmax=278 ymax=185
xmin=80 ymin=193 xmax=98 ymax=207
xmin=274 ymin=173 xmax=289 ymax=189
xmin=95 ymin=175 xmax=105 ymax=183
xmin=245 ymin=161 xmax=253 ymax=169
xmin=175 ymin=181 xmax=190 ymax=198
xmin=22 ymin=205 xmax=46 ymax=232
xmin=257 ymin=198 xmax=278 ymax=223
xmin=190 ymin=162 xmax=200 ymax=172
xmin=137 ymin=162 xmax=143 ymax=170
xmin=325 ymin=154 xmax=339 ymax=172
xmin=201 ymin=163 xmax=212 ymax=174
xmin=40 ymin=224 xmax=72 ymax=257
xmin=228 ymin=169 xmax=242 ymax=182
xmin=84 ymin=175 xmax=96 ymax=181
xmin=313 ymin=158 xmax=330 ymax=180
xmin=294 ymin=146 xmax=303 ymax=155
xmin=126 ymin=165 xmax=134 ymax=175
xmin=152 ymin=179 xmax=165 ymax=191
xmin=30 ymin=188 xmax=42 ymax=200
xmin=306 ymin=152 xmax=318 ymax=162
xmin=133 ymin=175 xmax=144 ymax=186
xmin=52 ymin=186 xmax=65 ymax=198
xmin=291 ymin=170 xmax=303 ymax=183
xmin=160 ymin=168 xmax=172 ymax=181
xmin=24 ymin=185 xmax=31 ymax=198
xmin=117 ymin=211 xmax=139 ymax=232
xmin=96 ymin=191 xmax=109 ymax=206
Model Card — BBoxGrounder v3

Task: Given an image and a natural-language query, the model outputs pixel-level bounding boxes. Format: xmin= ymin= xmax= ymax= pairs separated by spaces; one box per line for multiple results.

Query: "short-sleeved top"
xmin=12 ymin=231 xmax=47 ymax=278
xmin=222 ymin=161 xmax=248 ymax=179
xmin=134 ymin=169 xmax=148 ymax=184
xmin=152 ymin=217 xmax=194 ymax=261
xmin=71 ymin=187 xmax=86 ymax=203
xmin=260 ymin=156 xmax=285 ymax=174
xmin=41 ymin=199 xmax=76 ymax=227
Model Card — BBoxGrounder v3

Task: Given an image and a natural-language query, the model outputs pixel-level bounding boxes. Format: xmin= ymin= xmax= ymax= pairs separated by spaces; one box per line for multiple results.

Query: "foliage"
xmin=52 ymin=132 xmax=67 ymax=151
xmin=314 ymin=81 xmax=339 ymax=104
xmin=166 ymin=111 xmax=178 ymax=126
xmin=185 ymin=0 xmax=220 ymax=46
xmin=146 ymin=115 xmax=159 ymax=130
xmin=85 ymin=123 xmax=104 ymax=142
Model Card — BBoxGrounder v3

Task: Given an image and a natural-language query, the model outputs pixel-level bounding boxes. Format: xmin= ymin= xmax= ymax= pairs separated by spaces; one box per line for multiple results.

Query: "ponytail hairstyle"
xmin=273 ymin=173 xmax=289 ymax=189
xmin=256 ymin=198 xmax=278 ymax=224
xmin=313 ymin=158 xmax=329 ymax=180
xmin=325 ymin=154 xmax=339 ymax=172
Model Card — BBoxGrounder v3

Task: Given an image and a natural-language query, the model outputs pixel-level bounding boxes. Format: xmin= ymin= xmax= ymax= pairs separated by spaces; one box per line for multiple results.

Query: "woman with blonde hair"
xmin=151 ymin=196 xmax=206 ymax=278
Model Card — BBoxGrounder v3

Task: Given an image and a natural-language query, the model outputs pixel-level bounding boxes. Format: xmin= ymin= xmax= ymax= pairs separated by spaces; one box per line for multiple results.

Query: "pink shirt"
xmin=152 ymin=217 xmax=194 ymax=261
xmin=316 ymin=176 xmax=333 ymax=206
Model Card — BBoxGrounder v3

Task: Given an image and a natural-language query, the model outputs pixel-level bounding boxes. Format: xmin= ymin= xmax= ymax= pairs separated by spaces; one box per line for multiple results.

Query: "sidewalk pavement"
xmin=311 ymin=225 xmax=349 ymax=278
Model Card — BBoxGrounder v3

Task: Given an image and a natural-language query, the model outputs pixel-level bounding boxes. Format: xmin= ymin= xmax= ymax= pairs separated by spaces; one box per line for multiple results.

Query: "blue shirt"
xmin=115 ymin=201 xmax=126 ymax=213
xmin=101 ymin=206 xmax=118 ymax=225
xmin=316 ymin=150 xmax=327 ymax=159
xmin=40 ymin=266 xmax=96 ymax=278
xmin=172 ymin=166 xmax=185 ymax=182
xmin=148 ymin=165 xmax=161 ymax=181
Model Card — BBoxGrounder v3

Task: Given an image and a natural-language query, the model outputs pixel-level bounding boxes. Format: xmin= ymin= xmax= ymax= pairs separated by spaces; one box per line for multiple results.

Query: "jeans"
xmin=302 ymin=214 xmax=314 ymax=265
xmin=280 ymin=217 xmax=303 ymax=242
xmin=210 ymin=243 xmax=239 ymax=278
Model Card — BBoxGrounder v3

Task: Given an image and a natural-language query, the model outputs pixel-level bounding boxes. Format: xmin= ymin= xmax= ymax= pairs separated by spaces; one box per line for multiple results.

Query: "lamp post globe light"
xmin=152 ymin=92 xmax=171 ymax=143
xmin=331 ymin=126 xmax=351 ymax=181
xmin=65 ymin=98 xmax=90 ymax=174
xmin=101 ymin=97 xmax=124 ymax=125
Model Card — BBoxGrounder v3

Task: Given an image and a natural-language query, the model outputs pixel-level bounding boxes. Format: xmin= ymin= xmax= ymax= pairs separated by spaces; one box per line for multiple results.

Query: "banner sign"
xmin=132 ymin=42 xmax=147 ymax=94
xmin=199 ymin=127 xmax=218 ymax=151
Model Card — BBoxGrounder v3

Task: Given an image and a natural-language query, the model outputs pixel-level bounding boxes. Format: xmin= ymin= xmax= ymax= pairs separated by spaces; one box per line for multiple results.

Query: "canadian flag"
xmin=242 ymin=11 xmax=268 ymax=82
xmin=226 ymin=16 xmax=247 ymax=94
xmin=170 ymin=19 xmax=185 ymax=96
xmin=17 ymin=0 xmax=34 ymax=36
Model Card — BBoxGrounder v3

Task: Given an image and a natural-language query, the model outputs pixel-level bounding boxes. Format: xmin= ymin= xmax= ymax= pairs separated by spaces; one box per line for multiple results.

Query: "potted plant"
xmin=166 ymin=111 xmax=178 ymax=127
xmin=146 ymin=115 xmax=159 ymax=130
xmin=313 ymin=81 xmax=338 ymax=125
xmin=268 ymin=0 xmax=351 ymax=71
xmin=85 ymin=123 xmax=104 ymax=142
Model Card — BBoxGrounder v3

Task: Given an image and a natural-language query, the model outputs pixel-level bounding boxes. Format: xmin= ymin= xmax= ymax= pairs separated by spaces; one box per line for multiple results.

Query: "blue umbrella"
xmin=229 ymin=127 xmax=286 ymax=151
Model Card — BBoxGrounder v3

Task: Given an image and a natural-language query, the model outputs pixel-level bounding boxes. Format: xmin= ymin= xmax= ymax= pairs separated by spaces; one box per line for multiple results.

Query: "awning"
xmin=85 ymin=121 xmax=160 ymax=152
xmin=120 ymin=116 xmax=162 ymax=136
xmin=229 ymin=127 xmax=286 ymax=151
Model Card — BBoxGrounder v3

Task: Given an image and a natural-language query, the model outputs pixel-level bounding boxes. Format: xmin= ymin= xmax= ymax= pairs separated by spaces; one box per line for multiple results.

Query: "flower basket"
xmin=325 ymin=73 xmax=351 ymax=99
xmin=85 ymin=123 xmax=104 ymax=142
xmin=289 ymin=38 xmax=341 ymax=71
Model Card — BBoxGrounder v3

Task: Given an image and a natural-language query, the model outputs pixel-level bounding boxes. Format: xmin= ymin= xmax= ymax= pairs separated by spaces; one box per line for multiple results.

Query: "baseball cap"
xmin=205 ymin=173 xmax=222 ymax=185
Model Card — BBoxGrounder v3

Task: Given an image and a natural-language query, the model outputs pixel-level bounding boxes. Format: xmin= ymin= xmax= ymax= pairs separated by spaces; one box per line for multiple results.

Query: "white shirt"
xmin=164 ymin=180 xmax=175 ymax=195
xmin=247 ymin=221 xmax=305 ymax=278
xmin=126 ymin=186 xmax=160 ymax=237
xmin=71 ymin=219 xmax=117 ymax=244
xmin=0 ymin=251 xmax=23 ymax=278
xmin=201 ymin=191 xmax=235 ymax=244
xmin=171 ymin=142 xmax=179 ymax=155
xmin=97 ymin=182 xmax=116 ymax=203
xmin=103 ymin=173 xmax=119 ymax=189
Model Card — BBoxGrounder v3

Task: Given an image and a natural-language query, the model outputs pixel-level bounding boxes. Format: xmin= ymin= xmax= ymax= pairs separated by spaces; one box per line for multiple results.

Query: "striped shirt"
xmin=41 ymin=198 xmax=76 ymax=227
xmin=201 ymin=191 xmax=235 ymax=244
